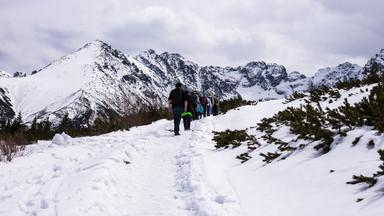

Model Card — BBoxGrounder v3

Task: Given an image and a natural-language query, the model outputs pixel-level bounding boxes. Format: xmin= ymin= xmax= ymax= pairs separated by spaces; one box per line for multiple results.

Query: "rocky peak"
xmin=363 ymin=49 xmax=384 ymax=74
xmin=136 ymin=49 xmax=200 ymax=90
xmin=287 ymin=71 xmax=307 ymax=82
xmin=13 ymin=72 xmax=27 ymax=77
xmin=0 ymin=70 xmax=11 ymax=78
xmin=312 ymin=62 xmax=363 ymax=89
xmin=240 ymin=61 xmax=288 ymax=89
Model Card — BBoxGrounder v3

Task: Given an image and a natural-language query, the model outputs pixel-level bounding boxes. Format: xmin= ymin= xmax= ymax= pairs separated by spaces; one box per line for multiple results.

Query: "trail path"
xmin=0 ymin=118 xmax=245 ymax=216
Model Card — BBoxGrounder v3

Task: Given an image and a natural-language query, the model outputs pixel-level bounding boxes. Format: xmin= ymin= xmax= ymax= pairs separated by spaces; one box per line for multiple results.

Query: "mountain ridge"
xmin=0 ymin=40 xmax=383 ymax=127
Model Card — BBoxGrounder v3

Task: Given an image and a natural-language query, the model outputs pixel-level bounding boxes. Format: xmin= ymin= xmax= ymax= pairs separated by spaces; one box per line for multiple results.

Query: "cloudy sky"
xmin=0 ymin=0 xmax=383 ymax=76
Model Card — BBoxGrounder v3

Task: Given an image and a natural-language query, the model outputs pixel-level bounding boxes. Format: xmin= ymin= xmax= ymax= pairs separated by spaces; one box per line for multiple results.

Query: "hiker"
xmin=191 ymin=91 xmax=200 ymax=120
xmin=168 ymin=83 xmax=187 ymax=136
xmin=213 ymin=95 xmax=220 ymax=116
xmin=197 ymin=96 xmax=204 ymax=119
xmin=182 ymin=90 xmax=193 ymax=130
xmin=207 ymin=94 xmax=213 ymax=116
xmin=201 ymin=95 xmax=207 ymax=117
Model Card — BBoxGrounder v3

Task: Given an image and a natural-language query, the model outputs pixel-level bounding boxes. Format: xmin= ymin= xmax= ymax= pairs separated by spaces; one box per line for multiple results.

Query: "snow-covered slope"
xmin=1 ymin=82 xmax=383 ymax=215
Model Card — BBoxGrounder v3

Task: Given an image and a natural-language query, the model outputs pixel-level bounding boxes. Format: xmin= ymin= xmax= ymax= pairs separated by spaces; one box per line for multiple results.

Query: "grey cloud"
xmin=0 ymin=0 xmax=383 ymax=76
xmin=314 ymin=0 xmax=384 ymax=14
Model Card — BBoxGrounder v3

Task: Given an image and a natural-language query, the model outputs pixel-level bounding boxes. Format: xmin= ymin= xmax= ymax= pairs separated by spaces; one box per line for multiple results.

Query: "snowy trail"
xmin=2 ymin=101 xmax=384 ymax=216
xmin=0 ymin=118 xmax=245 ymax=216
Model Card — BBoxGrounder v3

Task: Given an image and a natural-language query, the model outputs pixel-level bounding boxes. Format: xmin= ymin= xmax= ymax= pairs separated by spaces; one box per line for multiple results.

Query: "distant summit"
xmin=363 ymin=48 xmax=384 ymax=74
xmin=312 ymin=62 xmax=363 ymax=89
xmin=0 ymin=70 xmax=11 ymax=78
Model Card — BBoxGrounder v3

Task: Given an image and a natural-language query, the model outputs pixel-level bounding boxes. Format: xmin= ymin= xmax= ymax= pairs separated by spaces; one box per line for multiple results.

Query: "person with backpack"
xmin=189 ymin=91 xmax=198 ymax=120
xmin=191 ymin=91 xmax=201 ymax=120
xmin=207 ymin=93 xmax=213 ymax=116
xmin=197 ymin=96 xmax=204 ymax=119
xmin=201 ymin=95 xmax=207 ymax=117
xmin=182 ymin=90 xmax=193 ymax=131
xmin=213 ymin=95 xmax=220 ymax=116
xmin=168 ymin=82 xmax=187 ymax=136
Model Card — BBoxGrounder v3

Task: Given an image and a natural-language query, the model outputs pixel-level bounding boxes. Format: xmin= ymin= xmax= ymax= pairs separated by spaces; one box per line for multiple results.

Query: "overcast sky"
xmin=0 ymin=0 xmax=383 ymax=76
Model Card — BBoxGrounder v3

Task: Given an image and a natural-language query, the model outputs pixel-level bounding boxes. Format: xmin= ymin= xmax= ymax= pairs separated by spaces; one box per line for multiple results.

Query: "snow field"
xmin=1 ymin=87 xmax=384 ymax=216
xmin=0 ymin=118 xmax=244 ymax=216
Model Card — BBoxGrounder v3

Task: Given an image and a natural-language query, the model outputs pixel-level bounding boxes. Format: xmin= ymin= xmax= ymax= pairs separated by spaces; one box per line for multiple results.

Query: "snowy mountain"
xmin=0 ymin=40 xmax=169 ymax=127
xmin=311 ymin=62 xmax=364 ymax=89
xmin=0 ymin=70 xmax=11 ymax=78
xmin=311 ymin=49 xmax=384 ymax=89
xmin=136 ymin=50 xmax=311 ymax=101
xmin=0 ymin=41 xmax=309 ymax=126
xmin=0 ymin=40 xmax=383 ymax=127
xmin=12 ymin=72 xmax=27 ymax=78
xmin=1 ymin=81 xmax=383 ymax=215
xmin=363 ymin=48 xmax=384 ymax=74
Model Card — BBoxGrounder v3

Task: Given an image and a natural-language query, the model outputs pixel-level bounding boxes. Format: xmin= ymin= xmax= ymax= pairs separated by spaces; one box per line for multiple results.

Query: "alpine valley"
xmin=0 ymin=40 xmax=383 ymax=127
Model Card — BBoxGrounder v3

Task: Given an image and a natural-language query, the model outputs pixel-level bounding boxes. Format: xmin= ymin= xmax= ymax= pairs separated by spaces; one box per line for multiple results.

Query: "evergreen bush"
xmin=373 ymin=149 xmax=384 ymax=177
xmin=259 ymin=152 xmax=282 ymax=163
xmin=219 ymin=96 xmax=257 ymax=114
xmin=352 ymin=136 xmax=362 ymax=146
xmin=367 ymin=140 xmax=375 ymax=148
xmin=283 ymin=92 xmax=306 ymax=104
xmin=346 ymin=175 xmax=377 ymax=188
xmin=212 ymin=129 xmax=249 ymax=149
xmin=347 ymin=149 xmax=384 ymax=188
xmin=236 ymin=153 xmax=252 ymax=163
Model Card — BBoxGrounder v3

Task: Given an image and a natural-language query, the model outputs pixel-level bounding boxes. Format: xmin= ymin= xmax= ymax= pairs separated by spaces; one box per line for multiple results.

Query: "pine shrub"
xmin=236 ymin=152 xmax=252 ymax=163
xmin=352 ymin=136 xmax=362 ymax=146
xmin=246 ymin=135 xmax=261 ymax=151
xmin=219 ymin=96 xmax=257 ymax=114
xmin=283 ymin=92 xmax=306 ymax=104
xmin=367 ymin=140 xmax=375 ymax=149
xmin=212 ymin=129 xmax=249 ymax=149
xmin=259 ymin=152 xmax=282 ymax=163
xmin=335 ymin=79 xmax=362 ymax=90
xmin=346 ymin=175 xmax=377 ymax=188
xmin=373 ymin=149 xmax=384 ymax=177
xmin=347 ymin=149 xmax=384 ymax=188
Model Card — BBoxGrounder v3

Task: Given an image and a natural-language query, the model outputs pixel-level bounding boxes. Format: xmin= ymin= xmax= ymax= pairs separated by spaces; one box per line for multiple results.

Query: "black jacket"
xmin=168 ymin=88 xmax=187 ymax=107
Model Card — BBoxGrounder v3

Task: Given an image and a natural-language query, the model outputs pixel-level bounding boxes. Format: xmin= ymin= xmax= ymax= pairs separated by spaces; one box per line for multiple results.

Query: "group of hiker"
xmin=168 ymin=82 xmax=220 ymax=136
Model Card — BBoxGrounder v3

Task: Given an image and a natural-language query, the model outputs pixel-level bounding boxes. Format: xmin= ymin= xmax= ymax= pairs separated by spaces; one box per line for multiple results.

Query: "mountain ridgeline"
xmin=0 ymin=40 xmax=383 ymax=127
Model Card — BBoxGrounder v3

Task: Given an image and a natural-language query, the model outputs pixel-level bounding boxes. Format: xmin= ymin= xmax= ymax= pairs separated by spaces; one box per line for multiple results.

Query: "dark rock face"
xmin=0 ymin=88 xmax=15 ymax=120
